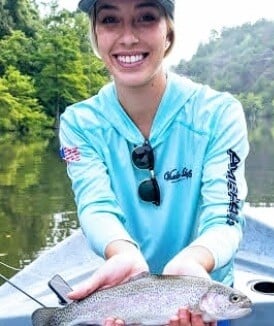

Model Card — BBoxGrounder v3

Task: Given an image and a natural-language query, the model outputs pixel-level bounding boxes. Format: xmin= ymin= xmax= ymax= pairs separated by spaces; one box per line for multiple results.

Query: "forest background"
xmin=0 ymin=0 xmax=274 ymax=136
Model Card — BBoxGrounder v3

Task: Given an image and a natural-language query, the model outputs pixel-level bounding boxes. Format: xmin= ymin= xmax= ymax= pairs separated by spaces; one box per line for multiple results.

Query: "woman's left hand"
xmin=162 ymin=245 xmax=215 ymax=279
xmin=163 ymin=259 xmax=215 ymax=326
xmin=163 ymin=246 xmax=217 ymax=326
xmin=162 ymin=254 xmax=211 ymax=279
xmin=102 ymin=309 xmax=217 ymax=326
xmin=169 ymin=308 xmax=217 ymax=326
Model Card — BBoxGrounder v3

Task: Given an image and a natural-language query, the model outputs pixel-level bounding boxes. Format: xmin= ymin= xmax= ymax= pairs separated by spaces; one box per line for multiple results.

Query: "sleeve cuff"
xmin=189 ymin=224 xmax=243 ymax=271
xmin=80 ymin=211 xmax=138 ymax=258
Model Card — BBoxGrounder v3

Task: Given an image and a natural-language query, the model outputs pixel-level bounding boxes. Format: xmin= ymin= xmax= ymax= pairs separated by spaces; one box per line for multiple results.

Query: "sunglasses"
xmin=131 ymin=140 xmax=161 ymax=206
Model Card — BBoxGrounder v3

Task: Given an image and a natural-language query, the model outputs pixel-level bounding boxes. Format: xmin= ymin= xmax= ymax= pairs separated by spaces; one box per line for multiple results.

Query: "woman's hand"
xmin=163 ymin=245 xmax=214 ymax=278
xmin=163 ymin=255 xmax=211 ymax=279
xmin=169 ymin=308 xmax=217 ymax=326
xmin=68 ymin=240 xmax=149 ymax=300
xmin=163 ymin=246 xmax=217 ymax=326
xmin=163 ymin=260 xmax=215 ymax=326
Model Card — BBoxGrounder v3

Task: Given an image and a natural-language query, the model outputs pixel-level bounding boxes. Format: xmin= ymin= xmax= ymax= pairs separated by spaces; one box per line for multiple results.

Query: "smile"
xmin=116 ymin=54 xmax=147 ymax=64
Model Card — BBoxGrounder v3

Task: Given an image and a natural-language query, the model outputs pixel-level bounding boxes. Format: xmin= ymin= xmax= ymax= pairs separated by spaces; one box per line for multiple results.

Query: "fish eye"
xmin=229 ymin=293 xmax=241 ymax=303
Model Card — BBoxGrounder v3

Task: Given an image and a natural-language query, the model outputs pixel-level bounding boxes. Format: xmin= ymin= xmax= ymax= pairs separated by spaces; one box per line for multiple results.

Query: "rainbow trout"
xmin=32 ymin=273 xmax=252 ymax=326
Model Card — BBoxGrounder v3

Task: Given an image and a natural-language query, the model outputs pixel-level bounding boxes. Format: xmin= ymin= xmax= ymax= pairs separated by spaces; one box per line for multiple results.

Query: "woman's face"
xmin=94 ymin=0 xmax=171 ymax=88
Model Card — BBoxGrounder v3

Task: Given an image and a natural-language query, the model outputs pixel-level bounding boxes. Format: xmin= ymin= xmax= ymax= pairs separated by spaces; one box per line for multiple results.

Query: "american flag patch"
xmin=60 ymin=147 xmax=80 ymax=163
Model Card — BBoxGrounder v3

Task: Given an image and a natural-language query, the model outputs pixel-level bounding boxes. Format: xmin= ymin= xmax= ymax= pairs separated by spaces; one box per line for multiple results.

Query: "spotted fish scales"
xmin=32 ymin=273 xmax=252 ymax=326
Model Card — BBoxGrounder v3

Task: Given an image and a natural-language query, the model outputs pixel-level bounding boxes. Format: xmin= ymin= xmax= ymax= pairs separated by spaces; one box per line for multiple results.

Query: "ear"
xmin=164 ymin=30 xmax=174 ymax=54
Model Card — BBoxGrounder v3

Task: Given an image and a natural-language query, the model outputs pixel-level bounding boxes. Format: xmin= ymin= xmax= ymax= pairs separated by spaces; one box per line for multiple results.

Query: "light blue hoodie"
xmin=59 ymin=72 xmax=249 ymax=286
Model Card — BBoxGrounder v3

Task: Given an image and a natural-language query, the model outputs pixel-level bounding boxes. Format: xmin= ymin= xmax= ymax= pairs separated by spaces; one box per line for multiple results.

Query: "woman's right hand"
xmin=68 ymin=240 xmax=149 ymax=300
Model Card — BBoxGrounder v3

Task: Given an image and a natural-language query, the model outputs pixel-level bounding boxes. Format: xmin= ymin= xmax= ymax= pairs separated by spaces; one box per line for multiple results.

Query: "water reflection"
xmin=0 ymin=117 xmax=274 ymax=284
xmin=245 ymin=117 xmax=274 ymax=205
xmin=0 ymin=136 xmax=77 ymax=283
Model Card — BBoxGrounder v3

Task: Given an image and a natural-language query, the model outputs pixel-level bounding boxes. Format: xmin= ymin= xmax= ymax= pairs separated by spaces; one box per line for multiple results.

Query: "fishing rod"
xmin=0 ymin=273 xmax=46 ymax=307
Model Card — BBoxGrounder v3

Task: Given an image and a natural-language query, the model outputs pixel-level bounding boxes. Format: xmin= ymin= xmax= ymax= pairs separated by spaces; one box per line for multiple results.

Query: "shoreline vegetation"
xmin=0 ymin=1 xmax=274 ymax=136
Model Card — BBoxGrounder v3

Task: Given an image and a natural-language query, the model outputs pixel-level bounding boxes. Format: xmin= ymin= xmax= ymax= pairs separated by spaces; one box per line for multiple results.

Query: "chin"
xmin=114 ymin=74 xmax=151 ymax=88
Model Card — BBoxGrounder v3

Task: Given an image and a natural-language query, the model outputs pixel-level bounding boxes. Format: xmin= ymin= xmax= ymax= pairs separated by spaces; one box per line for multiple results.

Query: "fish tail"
xmin=32 ymin=307 xmax=59 ymax=326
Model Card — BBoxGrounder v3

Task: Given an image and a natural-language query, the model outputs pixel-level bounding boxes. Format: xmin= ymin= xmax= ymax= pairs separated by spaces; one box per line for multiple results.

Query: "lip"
xmin=113 ymin=52 xmax=149 ymax=67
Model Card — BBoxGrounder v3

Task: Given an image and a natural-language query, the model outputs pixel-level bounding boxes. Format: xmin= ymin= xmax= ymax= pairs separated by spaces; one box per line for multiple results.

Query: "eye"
xmin=229 ymin=293 xmax=241 ymax=303
xmin=139 ymin=13 xmax=157 ymax=22
xmin=101 ymin=16 xmax=119 ymax=24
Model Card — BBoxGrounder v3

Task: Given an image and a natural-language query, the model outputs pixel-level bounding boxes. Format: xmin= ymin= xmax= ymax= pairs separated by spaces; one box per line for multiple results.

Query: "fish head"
xmin=199 ymin=284 xmax=252 ymax=322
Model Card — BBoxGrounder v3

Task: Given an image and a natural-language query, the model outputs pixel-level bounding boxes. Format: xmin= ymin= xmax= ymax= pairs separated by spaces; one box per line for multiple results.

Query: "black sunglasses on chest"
xmin=131 ymin=140 xmax=160 ymax=206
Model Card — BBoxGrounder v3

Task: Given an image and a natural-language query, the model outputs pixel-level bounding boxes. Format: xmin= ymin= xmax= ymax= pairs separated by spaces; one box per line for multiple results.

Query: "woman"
xmin=59 ymin=1 xmax=249 ymax=325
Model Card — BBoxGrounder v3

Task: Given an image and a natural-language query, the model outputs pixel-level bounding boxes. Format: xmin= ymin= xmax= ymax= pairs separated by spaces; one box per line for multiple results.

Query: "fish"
xmin=32 ymin=273 xmax=252 ymax=326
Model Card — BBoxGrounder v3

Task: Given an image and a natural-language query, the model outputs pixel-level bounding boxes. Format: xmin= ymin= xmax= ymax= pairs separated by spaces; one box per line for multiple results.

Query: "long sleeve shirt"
xmin=59 ymin=72 xmax=249 ymax=286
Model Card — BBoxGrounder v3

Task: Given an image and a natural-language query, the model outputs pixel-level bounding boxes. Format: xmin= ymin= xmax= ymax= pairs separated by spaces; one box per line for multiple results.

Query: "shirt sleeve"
xmin=59 ymin=107 xmax=137 ymax=258
xmin=190 ymin=97 xmax=249 ymax=271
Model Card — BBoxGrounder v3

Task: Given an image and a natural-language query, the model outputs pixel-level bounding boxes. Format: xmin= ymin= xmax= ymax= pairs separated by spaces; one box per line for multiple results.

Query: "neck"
xmin=116 ymin=71 xmax=167 ymax=139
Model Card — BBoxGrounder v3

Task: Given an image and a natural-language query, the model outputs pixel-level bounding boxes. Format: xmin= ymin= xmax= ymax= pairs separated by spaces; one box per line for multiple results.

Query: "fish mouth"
xmin=202 ymin=306 xmax=252 ymax=322
xmin=226 ymin=307 xmax=252 ymax=320
xmin=242 ymin=300 xmax=253 ymax=308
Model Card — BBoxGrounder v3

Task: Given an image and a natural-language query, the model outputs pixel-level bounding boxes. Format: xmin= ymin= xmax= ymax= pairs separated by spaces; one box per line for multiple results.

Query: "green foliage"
xmin=33 ymin=9 xmax=108 ymax=120
xmin=34 ymin=19 xmax=89 ymax=118
xmin=236 ymin=92 xmax=263 ymax=116
xmin=1 ymin=0 xmax=41 ymax=38
xmin=0 ymin=1 xmax=109 ymax=135
xmin=0 ymin=0 xmax=13 ymax=38
xmin=172 ymin=19 xmax=274 ymax=118
xmin=0 ymin=66 xmax=53 ymax=135
xmin=0 ymin=30 xmax=35 ymax=76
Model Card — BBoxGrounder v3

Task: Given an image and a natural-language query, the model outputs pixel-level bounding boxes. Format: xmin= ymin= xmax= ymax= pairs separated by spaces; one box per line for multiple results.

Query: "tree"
xmin=236 ymin=92 xmax=263 ymax=123
xmin=2 ymin=0 xmax=40 ymax=38
xmin=0 ymin=0 xmax=14 ymax=38
xmin=0 ymin=1 xmax=111 ymax=134
xmin=34 ymin=9 xmax=108 ymax=124
xmin=0 ymin=30 xmax=35 ymax=76
xmin=0 ymin=66 xmax=53 ymax=134
xmin=174 ymin=19 xmax=274 ymax=117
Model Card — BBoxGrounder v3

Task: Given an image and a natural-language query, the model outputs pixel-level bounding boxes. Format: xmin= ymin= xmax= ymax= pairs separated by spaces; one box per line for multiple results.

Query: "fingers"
xmin=104 ymin=317 xmax=125 ymax=326
xmin=168 ymin=308 xmax=217 ymax=326
xmin=67 ymin=284 xmax=96 ymax=300
xmin=169 ymin=308 xmax=191 ymax=326
xmin=68 ymin=271 xmax=103 ymax=300
xmin=191 ymin=314 xmax=211 ymax=326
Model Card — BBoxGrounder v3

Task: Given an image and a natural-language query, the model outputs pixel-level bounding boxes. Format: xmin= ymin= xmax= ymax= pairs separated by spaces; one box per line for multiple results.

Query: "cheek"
xmin=96 ymin=34 xmax=108 ymax=51
xmin=155 ymin=27 xmax=170 ymax=52
xmin=95 ymin=28 xmax=113 ymax=54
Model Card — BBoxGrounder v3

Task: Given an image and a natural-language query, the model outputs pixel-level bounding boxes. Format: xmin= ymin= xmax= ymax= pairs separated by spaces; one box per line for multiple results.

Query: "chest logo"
xmin=164 ymin=168 xmax=192 ymax=183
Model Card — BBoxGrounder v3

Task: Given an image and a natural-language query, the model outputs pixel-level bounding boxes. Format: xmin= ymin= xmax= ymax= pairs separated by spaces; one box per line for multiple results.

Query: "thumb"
xmin=67 ymin=271 xmax=104 ymax=300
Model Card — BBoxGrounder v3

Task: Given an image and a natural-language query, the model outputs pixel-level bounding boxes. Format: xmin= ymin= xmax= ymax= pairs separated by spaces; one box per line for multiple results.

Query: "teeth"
xmin=117 ymin=54 xmax=144 ymax=64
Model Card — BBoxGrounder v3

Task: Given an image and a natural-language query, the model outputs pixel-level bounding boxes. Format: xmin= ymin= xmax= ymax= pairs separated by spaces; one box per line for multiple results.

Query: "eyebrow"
xmin=96 ymin=1 xmax=160 ymax=15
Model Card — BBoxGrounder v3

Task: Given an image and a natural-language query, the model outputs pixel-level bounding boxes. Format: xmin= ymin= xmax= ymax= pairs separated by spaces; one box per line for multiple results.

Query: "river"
xmin=0 ymin=118 xmax=274 ymax=284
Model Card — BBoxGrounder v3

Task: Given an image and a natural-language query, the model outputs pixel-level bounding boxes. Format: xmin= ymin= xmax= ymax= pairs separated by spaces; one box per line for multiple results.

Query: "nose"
xmin=119 ymin=22 xmax=139 ymax=47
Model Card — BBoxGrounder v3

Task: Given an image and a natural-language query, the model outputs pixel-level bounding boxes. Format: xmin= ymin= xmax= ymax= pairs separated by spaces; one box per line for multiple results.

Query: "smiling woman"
xmin=93 ymin=1 xmax=170 ymax=88
xmin=58 ymin=1 xmax=249 ymax=326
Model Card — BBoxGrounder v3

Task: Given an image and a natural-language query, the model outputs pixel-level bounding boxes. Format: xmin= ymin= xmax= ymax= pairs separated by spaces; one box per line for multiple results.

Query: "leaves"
xmin=0 ymin=1 xmax=109 ymax=135
xmin=0 ymin=66 xmax=52 ymax=134
xmin=172 ymin=19 xmax=274 ymax=118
